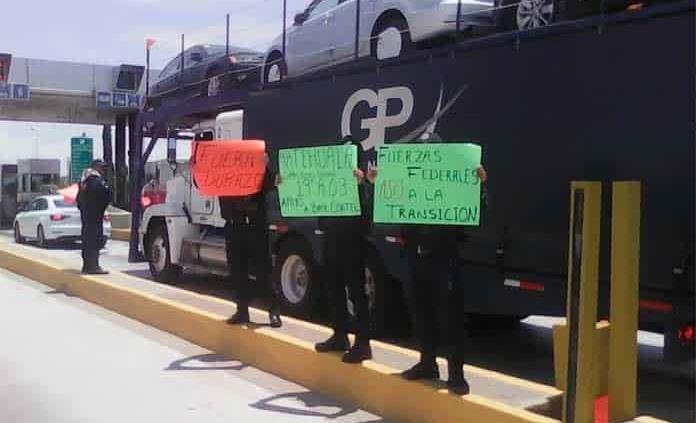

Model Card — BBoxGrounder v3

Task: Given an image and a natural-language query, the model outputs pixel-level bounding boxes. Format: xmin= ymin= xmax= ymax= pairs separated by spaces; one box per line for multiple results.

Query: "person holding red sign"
xmin=219 ymin=154 xmax=282 ymax=328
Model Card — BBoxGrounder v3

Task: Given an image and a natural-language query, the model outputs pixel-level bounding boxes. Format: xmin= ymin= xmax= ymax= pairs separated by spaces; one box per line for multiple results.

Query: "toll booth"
xmin=16 ymin=159 xmax=60 ymax=207
xmin=0 ymin=164 xmax=18 ymax=228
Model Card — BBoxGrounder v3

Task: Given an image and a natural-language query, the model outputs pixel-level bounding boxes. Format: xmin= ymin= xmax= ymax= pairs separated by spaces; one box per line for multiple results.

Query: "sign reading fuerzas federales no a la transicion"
xmin=374 ymin=143 xmax=482 ymax=226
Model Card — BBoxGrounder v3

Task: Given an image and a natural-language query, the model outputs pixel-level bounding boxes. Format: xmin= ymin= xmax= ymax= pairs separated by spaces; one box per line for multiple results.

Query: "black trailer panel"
xmin=246 ymin=2 xmax=694 ymax=355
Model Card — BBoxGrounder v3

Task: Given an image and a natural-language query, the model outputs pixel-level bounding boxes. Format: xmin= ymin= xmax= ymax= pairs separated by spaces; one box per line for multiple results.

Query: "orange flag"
xmin=191 ymin=140 xmax=267 ymax=197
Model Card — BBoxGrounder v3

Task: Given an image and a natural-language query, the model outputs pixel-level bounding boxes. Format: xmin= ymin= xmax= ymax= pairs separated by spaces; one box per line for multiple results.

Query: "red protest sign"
xmin=191 ymin=140 xmax=267 ymax=197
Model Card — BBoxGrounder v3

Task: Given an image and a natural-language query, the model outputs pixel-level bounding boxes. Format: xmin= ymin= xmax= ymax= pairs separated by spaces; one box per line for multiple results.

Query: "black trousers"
xmin=224 ymin=219 xmax=277 ymax=310
xmin=407 ymin=247 xmax=467 ymax=366
xmin=81 ymin=214 xmax=103 ymax=270
xmin=323 ymin=230 xmax=371 ymax=341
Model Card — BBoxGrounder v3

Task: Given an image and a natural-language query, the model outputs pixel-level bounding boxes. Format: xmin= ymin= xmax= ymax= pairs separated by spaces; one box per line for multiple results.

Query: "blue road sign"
xmin=12 ymin=84 xmax=29 ymax=100
xmin=112 ymin=92 xmax=127 ymax=107
xmin=0 ymin=84 xmax=10 ymax=100
xmin=97 ymin=91 xmax=112 ymax=108
xmin=128 ymin=93 xmax=140 ymax=108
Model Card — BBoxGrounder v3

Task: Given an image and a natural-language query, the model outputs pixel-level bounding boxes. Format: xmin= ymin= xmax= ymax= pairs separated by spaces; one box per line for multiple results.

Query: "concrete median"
xmin=0 ymin=239 xmax=670 ymax=423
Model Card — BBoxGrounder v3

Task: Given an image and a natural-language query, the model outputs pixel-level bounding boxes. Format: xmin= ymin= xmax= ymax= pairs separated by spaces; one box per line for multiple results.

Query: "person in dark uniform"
xmin=314 ymin=136 xmax=373 ymax=364
xmin=220 ymin=156 xmax=282 ymax=328
xmin=76 ymin=159 xmax=112 ymax=275
xmin=367 ymin=161 xmax=488 ymax=395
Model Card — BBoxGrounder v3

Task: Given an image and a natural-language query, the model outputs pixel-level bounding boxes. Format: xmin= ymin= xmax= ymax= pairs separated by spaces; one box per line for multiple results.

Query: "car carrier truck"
xmin=140 ymin=1 xmax=694 ymax=362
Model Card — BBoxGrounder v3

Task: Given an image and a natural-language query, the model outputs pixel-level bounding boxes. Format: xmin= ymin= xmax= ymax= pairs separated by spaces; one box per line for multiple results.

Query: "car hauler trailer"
xmin=139 ymin=1 xmax=694 ymax=362
xmin=244 ymin=1 xmax=695 ymax=362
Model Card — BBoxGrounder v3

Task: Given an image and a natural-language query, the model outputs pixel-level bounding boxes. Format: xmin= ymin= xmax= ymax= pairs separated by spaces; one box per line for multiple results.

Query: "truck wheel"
xmin=347 ymin=251 xmax=392 ymax=337
xmin=147 ymin=223 xmax=182 ymax=283
xmin=273 ymin=238 xmax=316 ymax=316
xmin=14 ymin=223 xmax=25 ymax=244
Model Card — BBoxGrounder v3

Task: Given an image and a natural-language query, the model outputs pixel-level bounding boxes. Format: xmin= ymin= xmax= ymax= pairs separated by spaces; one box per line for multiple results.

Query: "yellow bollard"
xmin=608 ymin=182 xmax=641 ymax=422
xmin=563 ymin=182 xmax=602 ymax=423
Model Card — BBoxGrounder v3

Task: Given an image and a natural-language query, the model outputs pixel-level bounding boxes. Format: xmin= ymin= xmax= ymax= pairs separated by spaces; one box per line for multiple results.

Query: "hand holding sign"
xmin=278 ymin=145 xmax=362 ymax=217
xmin=373 ymin=143 xmax=483 ymax=226
xmin=191 ymin=140 xmax=267 ymax=197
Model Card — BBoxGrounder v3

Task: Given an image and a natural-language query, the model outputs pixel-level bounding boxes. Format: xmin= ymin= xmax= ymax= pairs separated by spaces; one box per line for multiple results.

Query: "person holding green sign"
xmin=313 ymin=136 xmax=374 ymax=364
xmin=367 ymin=159 xmax=488 ymax=395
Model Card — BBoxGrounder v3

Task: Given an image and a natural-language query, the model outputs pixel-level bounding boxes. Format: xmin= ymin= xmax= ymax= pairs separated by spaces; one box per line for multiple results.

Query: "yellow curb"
xmin=111 ymin=228 xmax=130 ymax=241
xmin=0 ymin=241 xmax=561 ymax=423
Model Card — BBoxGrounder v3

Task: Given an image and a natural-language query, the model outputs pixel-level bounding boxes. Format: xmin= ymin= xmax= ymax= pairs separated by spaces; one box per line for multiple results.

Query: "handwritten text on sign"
xmin=374 ymin=143 xmax=482 ymax=226
xmin=278 ymin=145 xmax=361 ymax=217
xmin=191 ymin=140 xmax=266 ymax=197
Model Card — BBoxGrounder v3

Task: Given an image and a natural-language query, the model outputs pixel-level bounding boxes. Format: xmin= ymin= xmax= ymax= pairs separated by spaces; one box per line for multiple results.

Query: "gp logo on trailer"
xmin=341 ymin=86 xmax=414 ymax=151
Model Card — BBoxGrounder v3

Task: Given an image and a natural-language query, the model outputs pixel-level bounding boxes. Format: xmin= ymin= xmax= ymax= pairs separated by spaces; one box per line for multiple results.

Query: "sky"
xmin=0 ymin=0 xmax=310 ymax=175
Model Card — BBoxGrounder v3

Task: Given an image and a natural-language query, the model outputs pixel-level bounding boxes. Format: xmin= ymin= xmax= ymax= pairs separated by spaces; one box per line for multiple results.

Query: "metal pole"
xmin=456 ymin=0 xmax=462 ymax=37
xmin=608 ymin=182 xmax=640 ymax=422
xmin=354 ymin=0 xmax=361 ymax=61
xmin=563 ymin=182 xmax=602 ymax=423
xmin=226 ymin=14 xmax=230 ymax=56
xmin=282 ymin=0 xmax=287 ymax=59
xmin=128 ymin=114 xmax=145 ymax=262
xmin=180 ymin=34 xmax=185 ymax=76
xmin=145 ymin=46 xmax=150 ymax=100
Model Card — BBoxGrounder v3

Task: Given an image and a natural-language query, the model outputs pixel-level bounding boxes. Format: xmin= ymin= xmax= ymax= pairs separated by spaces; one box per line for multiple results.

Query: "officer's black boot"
xmin=227 ymin=304 xmax=250 ymax=325
xmin=446 ymin=361 xmax=470 ymax=395
xmin=268 ymin=306 xmax=282 ymax=328
xmin=401 ymin=357 xmax=439 ymax=381
xmin=342 ymin=337 xmax=372 ymax=364
xmin=315 ymin=332 xmax=349 ymax=353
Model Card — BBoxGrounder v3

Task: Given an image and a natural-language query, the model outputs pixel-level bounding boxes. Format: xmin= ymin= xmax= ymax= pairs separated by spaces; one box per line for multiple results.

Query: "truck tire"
xmin=272 ymin=238 xmax=316 ymax=316
xmin=347 ymin=250 xmax=393 ymax=337
xmin=146 ymin=222 xmax=182 ymax=283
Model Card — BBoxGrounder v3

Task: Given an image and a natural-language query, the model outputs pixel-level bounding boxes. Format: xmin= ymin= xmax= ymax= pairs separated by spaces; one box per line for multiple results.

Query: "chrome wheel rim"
xmin=267 ymin=63 xmax=282 ymax=83
xmin=376 ymin=27 xmax=402 ymax=60
xmin=517 ymin=0 xmax=554 ymax=30
xmin=281 ymin=254 xmax=309 ymax=304
xmin=151 ymin=236 xmax=167 ymax=273
xmin=207 ymin=75 xmax=222 ymax=96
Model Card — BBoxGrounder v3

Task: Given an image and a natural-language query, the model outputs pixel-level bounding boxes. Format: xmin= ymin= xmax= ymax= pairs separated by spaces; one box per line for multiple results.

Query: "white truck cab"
xmin=139 ymin=110 xmax=245 ymax=281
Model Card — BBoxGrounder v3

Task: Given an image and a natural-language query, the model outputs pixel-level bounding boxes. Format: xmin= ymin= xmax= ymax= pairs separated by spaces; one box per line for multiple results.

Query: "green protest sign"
xmin=278 ymin=145 xmax=361 ymax=217
xmin=374 ymin=143 xmax=482 ymax=226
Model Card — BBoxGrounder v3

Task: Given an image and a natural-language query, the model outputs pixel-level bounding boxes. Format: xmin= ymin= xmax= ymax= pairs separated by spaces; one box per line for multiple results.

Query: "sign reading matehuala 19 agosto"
xmin=278 ymin=145 xmax=361 ymax=217
xmin=374 ymin=143 xmax=482 ymax=226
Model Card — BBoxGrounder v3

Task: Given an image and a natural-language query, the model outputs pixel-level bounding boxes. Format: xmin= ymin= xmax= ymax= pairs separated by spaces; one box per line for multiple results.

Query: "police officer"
xmin=367 ymin=161 xmax=487 ymax=395
xmin=77 ymin=159 xmax=112 ymax=275
xmin=220 ymin=156 xmax=282 ymax=328
xmin=314 ymin=136 xmax=372 ymax=364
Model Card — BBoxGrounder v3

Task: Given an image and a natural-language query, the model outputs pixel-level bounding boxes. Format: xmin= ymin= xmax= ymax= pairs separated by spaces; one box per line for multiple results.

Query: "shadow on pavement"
xmin=166 ymin=353 xmax=247 ymax=372
xmin=250 ymin=391 xmax=376 ymax=420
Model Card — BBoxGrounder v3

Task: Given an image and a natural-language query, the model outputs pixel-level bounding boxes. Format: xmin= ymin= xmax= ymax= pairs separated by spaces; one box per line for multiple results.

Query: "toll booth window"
xmin=30 ymin=174 xmax=53 ymax=193
xmin=3 ymin=174 xmax=17 ymax=192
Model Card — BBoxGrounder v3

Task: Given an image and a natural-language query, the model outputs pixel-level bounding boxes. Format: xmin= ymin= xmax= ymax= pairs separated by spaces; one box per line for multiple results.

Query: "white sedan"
xmin=13 ymin=195 xmax=111 ymax=248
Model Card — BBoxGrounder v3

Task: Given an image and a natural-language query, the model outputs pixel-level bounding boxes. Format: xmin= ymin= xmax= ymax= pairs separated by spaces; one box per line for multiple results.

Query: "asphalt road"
xmin=0 ymin=267 xmax=388 ymax=423
xmin=1 ymin=232 xmax=694 ymax=423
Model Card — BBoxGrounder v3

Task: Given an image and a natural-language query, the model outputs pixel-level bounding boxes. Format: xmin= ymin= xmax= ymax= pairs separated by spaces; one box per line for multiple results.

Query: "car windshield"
xmin=204 ymin=44 xmax=258 ymax=57
xmin=52 ymin=199 xmax=75 ymax=209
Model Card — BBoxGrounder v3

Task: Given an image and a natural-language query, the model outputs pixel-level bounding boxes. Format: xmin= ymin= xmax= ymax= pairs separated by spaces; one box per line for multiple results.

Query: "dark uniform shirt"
xmin=219 ymin=170 xmax=276 ymax=222
xmin=76 ymin=175 xmax=112 ymax=221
